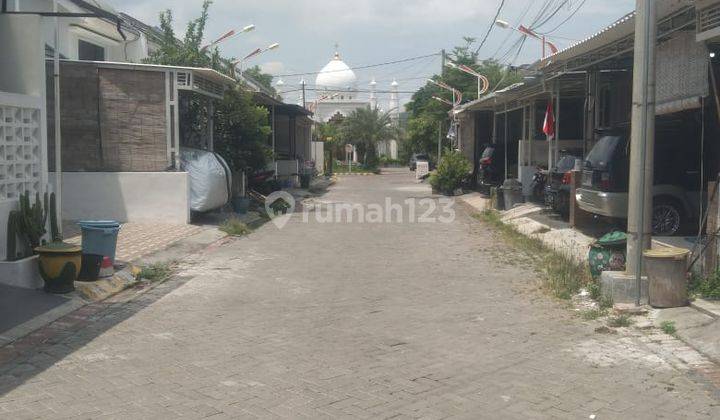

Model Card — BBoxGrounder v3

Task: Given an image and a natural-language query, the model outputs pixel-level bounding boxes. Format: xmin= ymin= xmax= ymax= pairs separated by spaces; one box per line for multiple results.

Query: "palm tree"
xmin=341 ymin=107 xmax=395 ymax=168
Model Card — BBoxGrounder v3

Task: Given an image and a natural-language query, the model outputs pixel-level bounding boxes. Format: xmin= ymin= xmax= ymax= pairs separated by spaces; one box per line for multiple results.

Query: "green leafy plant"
xmin=660 ymin=320 xmax=677 ymax=335
xmin=219 ymin=218 xmax=251 ymax=236
xmin=140 ymin=261 xmax=175 ymax=282
xmin=608 ymin=314 xmax=633 ymax=328
xmin=580 ymin=308 xmax=607 ymax=321
xmin=429 ymin=149 xmax=471 ymax=195
xmin=689 ymin=270 xmax=720 ymax=300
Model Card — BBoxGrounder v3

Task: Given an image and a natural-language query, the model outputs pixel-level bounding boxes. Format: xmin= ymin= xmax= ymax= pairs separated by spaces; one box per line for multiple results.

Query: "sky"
xmin=114 ymin=0 xmax=636 ymax=105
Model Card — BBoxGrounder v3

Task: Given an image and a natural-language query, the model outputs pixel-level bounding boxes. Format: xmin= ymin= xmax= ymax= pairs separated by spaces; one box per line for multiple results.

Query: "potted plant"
xmin=14 ymin=191 xmax=81 ymax=293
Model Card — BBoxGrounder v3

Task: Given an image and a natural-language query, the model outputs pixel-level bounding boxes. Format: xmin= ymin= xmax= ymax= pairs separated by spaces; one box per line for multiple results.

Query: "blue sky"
xmin=116 ymin=0 xmax=636 ymax=103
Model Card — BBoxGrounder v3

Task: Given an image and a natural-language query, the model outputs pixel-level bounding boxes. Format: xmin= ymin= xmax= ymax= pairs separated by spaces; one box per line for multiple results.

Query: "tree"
xmin=144 ymin=0 xmax=273 ymax=175
xmin=243 ymin=66 xmax=276 ymax=95
xmin=404 ymin=38 xmax=523 ymax=157
xmin=340 ymin=107 xmax=394 ymax=169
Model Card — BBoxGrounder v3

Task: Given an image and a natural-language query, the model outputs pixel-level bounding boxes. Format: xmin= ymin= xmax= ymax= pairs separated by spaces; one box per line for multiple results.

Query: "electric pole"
xmin=627 ymin=0 xmax=657 ymax=305
xmin=441 ymin=49 xmax=446 ymax=77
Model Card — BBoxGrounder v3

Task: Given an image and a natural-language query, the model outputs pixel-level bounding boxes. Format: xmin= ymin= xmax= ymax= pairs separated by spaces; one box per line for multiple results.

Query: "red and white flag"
xmin=543 ymin=100 xmax=555 ymax=139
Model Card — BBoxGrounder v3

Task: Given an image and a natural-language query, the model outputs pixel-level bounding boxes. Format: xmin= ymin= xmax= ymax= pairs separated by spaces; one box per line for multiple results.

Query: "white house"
xmin=9 ymin=0 xmax=158 ymax=63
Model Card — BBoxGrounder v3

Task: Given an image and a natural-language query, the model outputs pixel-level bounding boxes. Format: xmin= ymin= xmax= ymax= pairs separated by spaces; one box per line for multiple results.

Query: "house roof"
xmin=253 ymin=92 xmax=313 ymax=117
xmin=49 ymin=59 xmax=236 ymax=86
xmin=540 ymin=0 xmax=695 ymax=70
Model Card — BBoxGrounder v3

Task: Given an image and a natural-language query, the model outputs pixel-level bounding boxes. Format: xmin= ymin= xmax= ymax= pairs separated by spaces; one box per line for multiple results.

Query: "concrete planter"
xmin=0 ymin=255 xmax=42 ymax=289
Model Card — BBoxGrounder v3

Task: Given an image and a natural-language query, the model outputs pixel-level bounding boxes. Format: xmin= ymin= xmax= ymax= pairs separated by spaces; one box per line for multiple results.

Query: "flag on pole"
xmin=543 ymin=100 xmax=555 ymax=139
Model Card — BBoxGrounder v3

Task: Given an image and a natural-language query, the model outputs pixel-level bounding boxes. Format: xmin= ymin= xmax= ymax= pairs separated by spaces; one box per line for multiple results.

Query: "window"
xmin=78 ymin=40 xmax=105 ymax=61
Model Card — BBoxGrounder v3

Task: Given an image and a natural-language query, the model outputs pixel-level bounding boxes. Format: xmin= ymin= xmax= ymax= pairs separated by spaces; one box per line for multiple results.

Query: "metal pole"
xmin=53 ymin=0 xmax=62 ymax=237
xmin=302 ymin=82 xmax=306 ymax=108
xmin=504 ymin=104 xmax=508 ymax=180
xmin=438 ymin=121 xmax=442 ymax=165
xmin=627 ymin=0 xmax=657 ymax=305
xmin=441 ymin=49 xmax=446 ymax=77
xmin=542 ymin=35 xmax=546 ymax=60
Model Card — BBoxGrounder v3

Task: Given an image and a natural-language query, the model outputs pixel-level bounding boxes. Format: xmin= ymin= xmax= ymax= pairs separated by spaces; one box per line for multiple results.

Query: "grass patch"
xmin=660 ymin=320 xmax=677 ymax=335
xmin=689 ymin=271 xmax=720 ymax=300
xmin=140 ymin=261 xmax=175 ymax=282
xmin=220 ymin=218 xmax=252 ymax=236
xmin=580 ymin=308 xmax=608 ymax=320
xmin=476 ymin=210 xmax=592 ymax=300
xmin=607 ymin=314 xmax=633 ymax=328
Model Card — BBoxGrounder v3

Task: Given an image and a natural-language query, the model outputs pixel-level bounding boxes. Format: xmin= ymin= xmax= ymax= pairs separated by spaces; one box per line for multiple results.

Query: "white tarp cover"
xmin=179 ymin=148 xmax=231 ymax=212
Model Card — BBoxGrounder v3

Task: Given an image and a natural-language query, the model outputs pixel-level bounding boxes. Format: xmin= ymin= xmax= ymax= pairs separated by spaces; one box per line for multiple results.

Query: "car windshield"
xmin=555 ymin=156 xmax=577 ymax=172
xmin=481 ymin=147 xmax=495 ymax=159
xmin=585 ymin=135 xmax=622 ymax=170
xmin=415 ymin=154 xmax=429 ymax=161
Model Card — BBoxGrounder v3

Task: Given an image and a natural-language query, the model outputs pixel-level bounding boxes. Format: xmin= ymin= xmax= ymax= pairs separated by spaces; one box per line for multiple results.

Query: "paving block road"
xmin=1 ymin=169 xmax=719 ymax=419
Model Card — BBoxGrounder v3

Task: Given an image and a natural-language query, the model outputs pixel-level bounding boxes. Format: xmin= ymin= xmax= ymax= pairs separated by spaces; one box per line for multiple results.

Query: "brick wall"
xmin=48 ymin=62 xmax=168 ymax=172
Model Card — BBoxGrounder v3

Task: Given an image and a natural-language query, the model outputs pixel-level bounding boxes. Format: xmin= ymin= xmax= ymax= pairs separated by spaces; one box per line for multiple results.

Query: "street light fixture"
xmin=432 ymin=96 xmax=454 ymax=107
xmin=494 ymin=19 xmax=558 ymax=59
xmin=232 ymin=43 xmax=280 ymax=75
xmin=427 ymin=78 xmax=462 ymax=106
xmin=445 ymin=60 xmax=490 ymax=98
xmin=201 ymin=24 xmax=255 ymax=51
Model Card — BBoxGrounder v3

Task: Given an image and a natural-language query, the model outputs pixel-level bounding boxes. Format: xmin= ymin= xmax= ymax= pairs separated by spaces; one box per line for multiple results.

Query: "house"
xmin=46 ymin=59 xmax=235 ymax=224
xmin=9 ymin=0 xmax=158 ymax=63
xmin=454 ymin=0 xmax=713 ymax=198
xmin=252 ymin=92 xmax=314 ymax=186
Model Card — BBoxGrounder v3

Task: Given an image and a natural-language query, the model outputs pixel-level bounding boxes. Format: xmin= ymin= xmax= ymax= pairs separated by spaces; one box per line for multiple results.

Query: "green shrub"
xmin=689 ymin=271 xmax=720 ymax=300
xmin=608 ymin=314 xmax=633 ymax=328
xmin=429 ymin=149 xmax=471 ymax=195
xmin=220 ymin=218 xmax=252 ymax=236
xmin=140 ymin=262 xmax=175 ymax=282
xmin=661 ymin=320 xmax=677 ymax=335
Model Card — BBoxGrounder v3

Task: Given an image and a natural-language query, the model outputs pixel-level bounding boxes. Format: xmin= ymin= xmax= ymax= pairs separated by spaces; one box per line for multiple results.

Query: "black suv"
xmin=576 ymin=128 xmax=701 ymax=236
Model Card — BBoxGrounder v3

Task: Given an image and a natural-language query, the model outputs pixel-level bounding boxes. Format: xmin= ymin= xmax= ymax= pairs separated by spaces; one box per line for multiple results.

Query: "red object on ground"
xmin=99 ymin=256 xmax=114 ymax=278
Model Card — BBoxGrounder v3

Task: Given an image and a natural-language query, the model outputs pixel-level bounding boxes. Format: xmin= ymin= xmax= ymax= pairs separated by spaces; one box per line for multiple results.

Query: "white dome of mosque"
xmin=315 ymin=52 xmax=358 ymax=90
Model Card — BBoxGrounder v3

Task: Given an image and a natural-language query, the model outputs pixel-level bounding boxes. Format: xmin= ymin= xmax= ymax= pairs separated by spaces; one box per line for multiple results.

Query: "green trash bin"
xmin=589 ymin=231 xmax=627 ymax=279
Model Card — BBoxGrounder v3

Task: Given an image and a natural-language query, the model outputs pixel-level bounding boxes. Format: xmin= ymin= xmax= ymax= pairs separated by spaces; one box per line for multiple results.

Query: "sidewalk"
xmin=459 ymin=193 xmax=720 ymax=368
xmin=0 ymin=222 xmax=216 ymax=347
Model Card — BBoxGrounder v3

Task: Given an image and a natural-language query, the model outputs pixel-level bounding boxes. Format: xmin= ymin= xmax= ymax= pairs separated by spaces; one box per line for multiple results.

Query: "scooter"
xmin=529 ymin=167 xmax=547 ymax=203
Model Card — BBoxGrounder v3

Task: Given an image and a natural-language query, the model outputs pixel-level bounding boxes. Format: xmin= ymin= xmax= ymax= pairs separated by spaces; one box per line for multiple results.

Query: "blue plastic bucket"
xmin=77 ymin=220 xmax=121 ymax=263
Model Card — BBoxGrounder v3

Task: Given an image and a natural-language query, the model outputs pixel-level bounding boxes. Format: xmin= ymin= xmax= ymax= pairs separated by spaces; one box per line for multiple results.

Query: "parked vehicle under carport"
xmin=575 ymin=128 xmax=701 ymax=236
xmin=544 ymin=154 xmax=582 ymax=217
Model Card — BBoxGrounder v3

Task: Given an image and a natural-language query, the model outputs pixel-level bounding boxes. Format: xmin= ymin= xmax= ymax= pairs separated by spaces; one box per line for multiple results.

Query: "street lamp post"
xmin=232 ymin=42 xmax=280 ymax=76
xmin=446 ymin=61 xmax=490 ymax=99
xmin=494 ymin=19 xmax=558 ymax=60
xmin=200 ymin=24 xmax=255 ymax=51
xmin=427 ymin=78 xmax=462 ymax=106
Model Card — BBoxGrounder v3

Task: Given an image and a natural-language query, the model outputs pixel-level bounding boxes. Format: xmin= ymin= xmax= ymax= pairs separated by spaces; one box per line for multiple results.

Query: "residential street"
xmin=1 ymin=169 xmax=720 ymax=419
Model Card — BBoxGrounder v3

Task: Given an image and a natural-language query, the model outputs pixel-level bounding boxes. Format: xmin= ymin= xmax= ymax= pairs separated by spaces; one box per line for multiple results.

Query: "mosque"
xmin=306 ymin=49 xmax=400 ymax=160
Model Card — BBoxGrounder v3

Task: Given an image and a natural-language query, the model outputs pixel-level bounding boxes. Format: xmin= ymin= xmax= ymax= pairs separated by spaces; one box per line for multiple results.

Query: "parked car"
xmin=409 ymin=153 xmax=433 ymax=171
xmin=477 ymin=143 xmax=505 ymax=187
xmin=575 ymin=131 xmax=700 ymax=236
xmin=544 ymin=154 xmax=582 ymax=217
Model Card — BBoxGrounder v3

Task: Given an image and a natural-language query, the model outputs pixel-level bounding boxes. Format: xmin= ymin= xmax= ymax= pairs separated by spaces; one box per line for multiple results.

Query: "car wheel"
xmin=652 ymin=199 xmax=683 ymax=236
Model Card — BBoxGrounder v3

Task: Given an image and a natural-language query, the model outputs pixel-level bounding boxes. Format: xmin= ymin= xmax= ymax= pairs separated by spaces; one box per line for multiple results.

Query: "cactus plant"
xmin=49 ymin=192 xmax=60 ymax=242
xmin=18 ymin=191 xmax=48 ymax=250
xmin=5 ymin=210 xmax=32 ymax=261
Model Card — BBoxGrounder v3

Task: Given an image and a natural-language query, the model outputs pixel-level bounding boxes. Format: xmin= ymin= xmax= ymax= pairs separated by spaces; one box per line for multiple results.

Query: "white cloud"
xmin=259 ymin=61 xmax=285 ymax=75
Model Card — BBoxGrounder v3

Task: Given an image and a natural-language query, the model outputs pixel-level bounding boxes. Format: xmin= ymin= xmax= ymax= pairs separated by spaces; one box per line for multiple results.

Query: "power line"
xmin=531 ymin=0 xmax=571 ymax=30
xmin=272 ymin=53 xmax=441 ymax=78
xmin=475 ymin=0 xmax=506 ymax=55
xmin=536 ymin=0 xmax=589 ymax=35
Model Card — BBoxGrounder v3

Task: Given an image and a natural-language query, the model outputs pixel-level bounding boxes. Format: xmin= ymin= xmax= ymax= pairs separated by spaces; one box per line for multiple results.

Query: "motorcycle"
xmin=529 ymin=167 xmax=547 ymax=203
